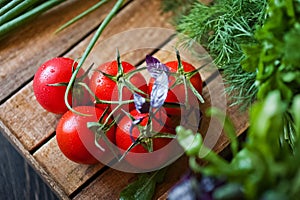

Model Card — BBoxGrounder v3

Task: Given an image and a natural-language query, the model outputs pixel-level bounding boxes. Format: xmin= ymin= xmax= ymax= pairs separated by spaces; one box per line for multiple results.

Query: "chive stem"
xmin=55 ymin=0 xmax=109 ymax=33
xmin=0 ymin=0 xmax=41 ymax=25
xmin=64 ymin=0 xmax=125 ymax=115
xmin=0 ymin=0 xmax=23 ymax=16
xmin=0 ymin=0 xmax=63 ymax=39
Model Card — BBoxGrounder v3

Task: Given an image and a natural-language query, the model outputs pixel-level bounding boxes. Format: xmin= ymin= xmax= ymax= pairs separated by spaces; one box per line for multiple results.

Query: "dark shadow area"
xmin=0 ymin=132 xmax=59 ymax=200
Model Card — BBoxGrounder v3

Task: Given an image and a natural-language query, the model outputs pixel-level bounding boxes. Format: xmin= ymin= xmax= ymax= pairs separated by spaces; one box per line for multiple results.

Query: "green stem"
xmin=96 ymin=99 xmax=134 ymax=105
xmin=116 ymin=48 xmax=124 ymax=77
xmin=175 ymin=49 xmax=184 ymax=74
xmin=77 ymin=82 xmax=134 ymax=105
xmin=0 ymin=0 xmax=23 ymax=16
xmin=0 ymin=0 xmax=11 ymax=8
xmin=182 ymin=74 xmax=189 ymax=106
xmin=55 ymin=0 xmax=109 ymax=33
xmin=64 ymin=0 xmax=125 ymax=115
xmin=0 ymin=0 xmax=41 ymax=25
xmin=0 ymin=0 xmax=63 ymax=39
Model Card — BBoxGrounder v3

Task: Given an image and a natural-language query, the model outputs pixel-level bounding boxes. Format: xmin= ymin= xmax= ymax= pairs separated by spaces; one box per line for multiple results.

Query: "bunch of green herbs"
xmin=174 ymin=0 xmax=268 ymax=108
xmin=176 ymin=91 xmax=300 ymax=200
xmin=241 ymin=0 xmax=300 ymax=149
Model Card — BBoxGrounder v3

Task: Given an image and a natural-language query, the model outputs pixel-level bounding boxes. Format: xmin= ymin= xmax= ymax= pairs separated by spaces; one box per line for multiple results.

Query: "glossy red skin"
xmin=89 ymin=61 xmax=148 ymax=113
xmin=33 ymin=57 xmax=88 ymax=114
xmin=149 ymin=61 xmax=203 ymax=116
xmin=56 ymin=106 xmax=115 ymax=165
xmin=115 ymin=109 xmax=175 ymax=169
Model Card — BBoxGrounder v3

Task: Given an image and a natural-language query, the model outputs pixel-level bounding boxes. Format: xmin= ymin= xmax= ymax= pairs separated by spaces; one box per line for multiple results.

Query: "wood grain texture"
xmin=33 ymin=136 xmax=104 ymax=196
xmin=0 ymin=131 xmax=58 ymax=200
xmin=73 ymin=169 xmax=137 ymax=200
xmin=0 ymin=121 xmax=68 ymax=199
xmin=0 ymin=0 xmax=116 ymax=103
xmin=73 ymin=156 xmax=189 ymax=200
xmin=0 ymin=82 xmax=60 ymax=151
xmin=63 ymin=0 xmax=173 ymax=68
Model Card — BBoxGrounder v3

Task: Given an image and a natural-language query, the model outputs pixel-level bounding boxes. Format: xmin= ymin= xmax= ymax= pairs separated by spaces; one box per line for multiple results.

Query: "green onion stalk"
xmin=64 ymin=0 xmax=125 ymax=116
xmin=0 ymin=0 xmax=64 ymax=39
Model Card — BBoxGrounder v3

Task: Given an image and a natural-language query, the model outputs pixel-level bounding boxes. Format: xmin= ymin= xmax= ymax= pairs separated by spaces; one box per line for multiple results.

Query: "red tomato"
xmin=115 ymin=109 xmax=175 ymax=170
xmin=33 ymin=57 xmax=89 ymax=114
xmin=89 ymin=61 xmax=148 ymax=115
xmin=56 ymin=106 xmax=115 ymax=165
xmin=149 ymin=60 xmax=203 ymax=116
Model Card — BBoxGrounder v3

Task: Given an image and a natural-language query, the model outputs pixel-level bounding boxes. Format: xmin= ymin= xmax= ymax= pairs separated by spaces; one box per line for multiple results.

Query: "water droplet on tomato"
xmin=50 ymin=69 xmax=55 ymax=73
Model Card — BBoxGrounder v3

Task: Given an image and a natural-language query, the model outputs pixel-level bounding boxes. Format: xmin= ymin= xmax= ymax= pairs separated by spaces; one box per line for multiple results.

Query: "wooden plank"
xmin=63 ymin=0 xmax=173 ymax=68
xmin=73 ymin=156 xmax=189 ymax=200
xmin=0 ymin=0 xmax=117 ymax=103
xmin=73 ymin=169 xmax=137 ymax=200
xmin=0 ymin=121 xmax=69 ymax=200
xmin=0 ymin=128 xmax=58 ymax=200
xmin=0 ymin=82 xmax=60 ymax=151
xmin=33 ymin=136 xmax=104 ymax=196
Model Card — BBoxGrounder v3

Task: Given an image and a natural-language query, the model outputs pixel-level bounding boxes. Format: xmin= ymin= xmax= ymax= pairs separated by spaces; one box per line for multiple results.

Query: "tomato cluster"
xmin=33 ymin=55 xmax=203 ymax=170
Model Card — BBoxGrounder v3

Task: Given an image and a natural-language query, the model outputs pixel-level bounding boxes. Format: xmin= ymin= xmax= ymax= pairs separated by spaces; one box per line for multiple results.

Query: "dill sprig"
xmin=160 ymin=0 xmax=198 ymax=24
xmin=175 ymin=0 xmax=268 ymax=108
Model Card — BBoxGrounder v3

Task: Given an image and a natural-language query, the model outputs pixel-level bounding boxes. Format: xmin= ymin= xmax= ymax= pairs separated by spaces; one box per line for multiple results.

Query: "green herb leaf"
xmin=292 ymin=95 xmax=300 ymax=138
xmin=119 ymin=168 xmax=167 ymax=200
xmin=175 ymin=0 xmax=268 ymax=108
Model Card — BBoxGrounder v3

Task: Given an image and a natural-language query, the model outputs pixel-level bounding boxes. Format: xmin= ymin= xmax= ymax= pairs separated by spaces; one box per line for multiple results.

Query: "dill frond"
xmin=160 ymin=0 xmax=198 ymax=24
xmin=175 ymin=0 xmax=268 ymax=109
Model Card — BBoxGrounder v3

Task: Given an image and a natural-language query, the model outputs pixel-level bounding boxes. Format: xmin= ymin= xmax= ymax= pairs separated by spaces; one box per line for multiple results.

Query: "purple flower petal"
xmin=150 ymin=71 xmax=169 ymax=108
xmin=146 ymin=55 xmax=169 ymax=79
xmin=133 ymin=93 xmax=150 ymax=113
xmin=134 ymin=93 xmax=145 ymax=110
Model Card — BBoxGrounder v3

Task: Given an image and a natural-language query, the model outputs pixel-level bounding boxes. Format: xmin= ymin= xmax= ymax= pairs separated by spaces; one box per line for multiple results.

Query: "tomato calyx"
xmin=117 ymin=64 xmax=176 ymax=161
xmin=118 ymin=110 xmax=176 ymax=162
xmin=86 ymin=107 xmax=120 ymax=158
xmin=90 ymin=53 xmax=147 ymax=113
xmin=171 ymin=50 xmax=205 ymax=104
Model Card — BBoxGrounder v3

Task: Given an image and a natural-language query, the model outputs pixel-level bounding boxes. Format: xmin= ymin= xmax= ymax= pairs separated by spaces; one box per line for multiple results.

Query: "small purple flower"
xmin=133 ymin=93 xmax=150 ymax=113
xmin=146 ymin=55 xmax=169 ymax=78
xmin=145 ymin=55 xmax=170 ymax=109
xmin=150 ymin=71 xmax=169 ymax=109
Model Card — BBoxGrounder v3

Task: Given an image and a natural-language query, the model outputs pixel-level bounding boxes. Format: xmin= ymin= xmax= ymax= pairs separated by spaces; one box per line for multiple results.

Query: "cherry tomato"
xmin=89 ymin=61 xmax=148 ymax=115
xmin=33 ymin=57 xmax=89 ymax=114
xmin=115 ymin=109 xmax=175 ymax=170
xmin=149 ymin=60 xmax=203 ymax=116
xmin=56 ymin=106 xmax=115 ymax=165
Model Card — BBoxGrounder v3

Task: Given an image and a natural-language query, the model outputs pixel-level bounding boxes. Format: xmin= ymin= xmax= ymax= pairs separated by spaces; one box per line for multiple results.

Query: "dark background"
xmin=0 ymin=131 xmax=58 ymax=200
